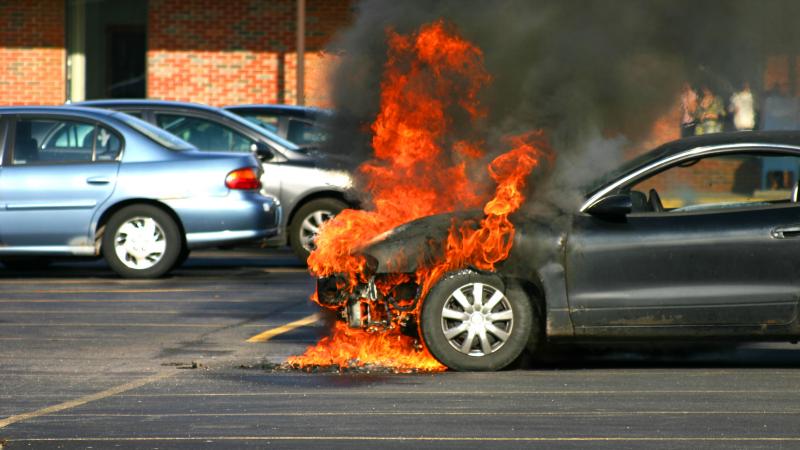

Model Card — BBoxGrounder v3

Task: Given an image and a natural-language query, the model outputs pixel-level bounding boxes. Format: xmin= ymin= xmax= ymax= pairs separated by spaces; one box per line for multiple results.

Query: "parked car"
xmin=318 ymin=131 xmax=800 ymax=371
xmin=0 ymin=106 xmax=280 ymax=278
xmin=79 ymin=100 xmax=355 ymax=261
xmin=224 ymin=104 xmax=330 ymax=147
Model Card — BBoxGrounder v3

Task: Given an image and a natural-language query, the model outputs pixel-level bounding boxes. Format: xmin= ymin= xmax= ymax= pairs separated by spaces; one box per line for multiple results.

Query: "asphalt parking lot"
xmin=1 ymin=249 xmax=800 ymax=449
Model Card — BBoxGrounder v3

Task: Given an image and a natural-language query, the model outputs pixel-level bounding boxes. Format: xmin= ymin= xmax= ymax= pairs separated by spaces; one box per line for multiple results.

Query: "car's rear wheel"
xmin=421 ymin=271 xmax=534 ymax=371
xmin=102 ymin=205 xmax=181 ymax=278
xmin=289 ymin=198 xmax=348 ymax=262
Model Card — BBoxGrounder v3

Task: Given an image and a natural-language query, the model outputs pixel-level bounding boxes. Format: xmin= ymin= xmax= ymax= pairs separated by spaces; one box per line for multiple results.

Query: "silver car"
xmin=79 ymin=100 xmax=357 ymax=262
xmin=0 ymin=106 xmax=280 ymax=278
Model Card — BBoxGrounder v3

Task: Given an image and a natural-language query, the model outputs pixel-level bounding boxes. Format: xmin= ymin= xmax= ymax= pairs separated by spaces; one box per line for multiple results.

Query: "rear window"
xmin=112 ymin=112 xmax=193 ymax=151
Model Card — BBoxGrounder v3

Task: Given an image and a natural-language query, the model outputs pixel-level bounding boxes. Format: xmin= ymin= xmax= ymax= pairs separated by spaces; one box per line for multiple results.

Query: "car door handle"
xmin=771 ymin=226 xmax=800 ymax=239
xmin=86 ymin=177 xmax=111 ymax=185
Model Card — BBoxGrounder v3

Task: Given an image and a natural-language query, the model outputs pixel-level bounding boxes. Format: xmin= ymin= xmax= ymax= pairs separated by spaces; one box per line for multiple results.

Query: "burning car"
xmin=313 ymin=131 xmax=800 ymax=371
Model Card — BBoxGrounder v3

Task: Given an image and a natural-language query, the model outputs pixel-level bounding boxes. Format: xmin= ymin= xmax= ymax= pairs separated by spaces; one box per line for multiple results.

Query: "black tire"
xmin=1 ymin=256 xmax=52 ymax=270
xmin=289 ymin=198 xmax=348 ymax=262
xmin=421 ymin=271 xmax=535 ymax=371
xmin=173 ymin=247 xmax=191 ymax=270
xmin=102 ymin=205 xmax=182 ymax=279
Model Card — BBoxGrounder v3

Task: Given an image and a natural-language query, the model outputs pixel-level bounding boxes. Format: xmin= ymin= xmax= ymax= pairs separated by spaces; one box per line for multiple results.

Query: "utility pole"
xmin=296 ymin=0 xmax=306 ymax=105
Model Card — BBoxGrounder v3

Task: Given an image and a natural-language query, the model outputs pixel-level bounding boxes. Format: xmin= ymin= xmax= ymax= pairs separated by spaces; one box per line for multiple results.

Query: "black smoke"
xmin=321 ymin=0 xmax=800 ymax=213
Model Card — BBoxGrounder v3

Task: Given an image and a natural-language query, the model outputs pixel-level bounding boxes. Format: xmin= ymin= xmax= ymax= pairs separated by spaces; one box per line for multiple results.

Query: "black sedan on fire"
xmin=319 ymin=131 xmax=800 ymax=371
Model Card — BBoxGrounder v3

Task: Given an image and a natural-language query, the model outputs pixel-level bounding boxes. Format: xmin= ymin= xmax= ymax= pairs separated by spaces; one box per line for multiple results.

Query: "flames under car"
xmin=314 ymin=132 xmax=800 ymax=371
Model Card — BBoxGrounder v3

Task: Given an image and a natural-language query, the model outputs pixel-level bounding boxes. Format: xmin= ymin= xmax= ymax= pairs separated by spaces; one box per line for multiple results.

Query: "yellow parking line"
xmin=246 ymin=313 xmax=320 ymax=343
xmin=0 ymin=371 xmax=175 ymax=429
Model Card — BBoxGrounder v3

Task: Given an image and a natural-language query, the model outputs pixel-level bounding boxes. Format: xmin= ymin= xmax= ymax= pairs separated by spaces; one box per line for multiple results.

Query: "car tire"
xmin=173 ymin=247 xmax=191 ymax=270
xmin=289 ymin=198 xmax=348 ymax=262
xmin=102 ymin=205 xmax=182 ymax=279
xmin=421 ymin=271 xmax=534 ymax=371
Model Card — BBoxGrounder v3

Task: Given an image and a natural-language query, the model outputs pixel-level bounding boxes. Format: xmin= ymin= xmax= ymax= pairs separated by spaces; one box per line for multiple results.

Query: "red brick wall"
xmin=147 ymin=0 xmax=353 ymax=107
xmin=0 ymin=0 xmax=65 ymax=105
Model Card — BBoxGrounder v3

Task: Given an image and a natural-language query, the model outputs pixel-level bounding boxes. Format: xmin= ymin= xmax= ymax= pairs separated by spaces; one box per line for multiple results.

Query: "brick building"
xmin=0 ymin=0 xmax=353 ymax=107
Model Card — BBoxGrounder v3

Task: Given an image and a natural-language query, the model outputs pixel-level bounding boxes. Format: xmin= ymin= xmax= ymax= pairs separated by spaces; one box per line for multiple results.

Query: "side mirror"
xmin=586 ymin=194 xmax=632 ymax=219
xmin=250 ymin=142 xmax=274 ymax=161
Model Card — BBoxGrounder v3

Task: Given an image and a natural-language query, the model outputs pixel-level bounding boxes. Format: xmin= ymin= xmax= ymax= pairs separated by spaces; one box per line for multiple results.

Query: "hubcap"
xmin=298 ymin=209 xmax=334 ymax=252
xmin=114 ymin=217 xmax=167 ymax=270
xmin=440 ymin=282 xmax=514 ymax=357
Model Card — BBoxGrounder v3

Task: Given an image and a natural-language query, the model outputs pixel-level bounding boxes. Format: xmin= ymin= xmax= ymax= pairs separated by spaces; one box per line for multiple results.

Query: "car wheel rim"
xmin=114 ymin=217 xmax=167 ymax=270
xmin=440 ymin=282 xmax=514 ymax=357
xmin=299 ymin=209 xmax=334 ymax=252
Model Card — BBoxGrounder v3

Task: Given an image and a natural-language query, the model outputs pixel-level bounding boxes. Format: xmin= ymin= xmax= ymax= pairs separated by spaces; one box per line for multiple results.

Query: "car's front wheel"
xmin=102 ymin=205 xmax=181 ymax=278
xmin=421 ymin=271 xmax=534 ymax=371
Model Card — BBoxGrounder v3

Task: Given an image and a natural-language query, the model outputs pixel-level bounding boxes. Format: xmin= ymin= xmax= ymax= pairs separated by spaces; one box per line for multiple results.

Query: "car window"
xmin=112 ymin=112 xmax=192 ymax=151
xmin=240 ymin=114 xmax=279 ymax=133
xmin=94 ymin=126 xmax=122 ymax=161
xmin=156 ymin=113 xmax=254 ymax=152
xmin=287 ymin=119 xmax=327 ymax=146
xmin=14 ymin=118 xmax=97 ymax=164
xmin=119 ymin=110 xmax=143 ymax=119
xmin=627 ymin=152 xmax=800 ymax=213
xmin=221 ymin=108 xmax=301 ymax=151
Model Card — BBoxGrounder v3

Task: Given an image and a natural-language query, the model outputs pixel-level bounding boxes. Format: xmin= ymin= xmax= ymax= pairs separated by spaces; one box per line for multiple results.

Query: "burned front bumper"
xmin=316 ymin=273 xmax=421 ymax=332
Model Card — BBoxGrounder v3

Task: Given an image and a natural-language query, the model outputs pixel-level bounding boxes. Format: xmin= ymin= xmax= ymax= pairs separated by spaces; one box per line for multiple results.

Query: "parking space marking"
xmin=0 ymin=322 xmax=289 ymax=328
xmin=10 ymin=436 xmax=800 ymax=443
xmin=44 ymin=410 xmax=800 ymax=417
xmin=0 ymin=310 xmax=199 ymax=314
xmin=0 ymin=371 xmax=175 ymax=429
xmin=0 ymin=299 xmax=267 ymax=303
xmin=113 ymin=388 xmax=800 ymax=396
xmin=0 ymin=288 xmax=223 ymax=294
xmin=246 ymin=313 xmax=320 ymax=342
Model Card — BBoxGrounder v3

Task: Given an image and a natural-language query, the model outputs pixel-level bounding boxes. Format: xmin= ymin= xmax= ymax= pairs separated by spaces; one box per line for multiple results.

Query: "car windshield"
xmin=216 ymin=108 xmax=301 ymax=152
xmin=112 ymin=112 xmax=194 ymax=150
xmin=585 ymin=144 xmax=674 ymax=197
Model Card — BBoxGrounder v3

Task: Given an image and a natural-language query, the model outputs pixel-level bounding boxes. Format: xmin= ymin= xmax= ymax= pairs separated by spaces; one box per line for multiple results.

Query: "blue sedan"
xmin=0 ymin=106 xmax=281 ymax=278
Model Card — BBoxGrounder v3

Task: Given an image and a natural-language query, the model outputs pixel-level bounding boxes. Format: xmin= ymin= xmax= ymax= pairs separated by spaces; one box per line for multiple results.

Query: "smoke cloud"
xmin=322 ymin=0 xmax=800 ymax=217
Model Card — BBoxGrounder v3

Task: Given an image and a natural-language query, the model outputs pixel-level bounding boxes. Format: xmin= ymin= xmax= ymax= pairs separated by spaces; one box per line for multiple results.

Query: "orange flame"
xmin=286 ymin=322 xmax=445 ymax=372
xmin=307 ymin=20 xmax=490 ymax=281
xmin=417 ymin=133 xmax=547 ymax=298
xmin=288 ymin=21 xmax=548 ymax=372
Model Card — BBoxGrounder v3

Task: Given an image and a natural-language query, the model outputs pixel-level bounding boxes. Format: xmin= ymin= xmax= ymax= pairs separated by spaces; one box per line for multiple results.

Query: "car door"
xmin=566 ymin=149 xmax=800 ymax=333
xmin=0 ymin=115 xmax=122 ymax=251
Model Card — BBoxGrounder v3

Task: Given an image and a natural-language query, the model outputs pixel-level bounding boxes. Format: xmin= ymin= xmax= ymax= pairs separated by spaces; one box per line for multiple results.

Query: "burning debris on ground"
xmin=261 ymin=360 xmax=440 ymax=375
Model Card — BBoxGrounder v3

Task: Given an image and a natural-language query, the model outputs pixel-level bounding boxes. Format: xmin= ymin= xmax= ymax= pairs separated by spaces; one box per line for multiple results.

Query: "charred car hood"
xmin=357 ymin=210 xmax=563 ymax=277
xmin=357 ymin=210 xmax=482 ymax=274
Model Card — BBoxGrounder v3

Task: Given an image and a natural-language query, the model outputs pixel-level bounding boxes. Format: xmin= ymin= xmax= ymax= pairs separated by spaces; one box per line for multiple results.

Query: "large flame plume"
xmin=286 ymin=21 xmax=548 ymax=372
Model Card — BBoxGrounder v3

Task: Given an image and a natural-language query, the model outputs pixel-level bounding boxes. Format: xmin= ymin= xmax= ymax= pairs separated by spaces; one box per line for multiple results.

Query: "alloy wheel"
xmin=440 ymin=282 xmax=514 ymax=357
xmin=298 ymin=209 xmax=334 ymax=252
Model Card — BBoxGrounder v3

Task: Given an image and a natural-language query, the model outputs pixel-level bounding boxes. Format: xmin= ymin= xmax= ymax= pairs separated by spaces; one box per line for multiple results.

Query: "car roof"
xmin=224 ymin=104 xmax=330 ymax=118
xmin=0 ymin=105 xmax=119 ymax=119
xmin=584 ymin=130 xmax=800 ymax=202
xmin=78 ymin=99 xmax=226 ymax=113
xmin=79 ymin=99 xmax=304 ymax=151
xmin=655 ymin=130 xmax=800 ymax=156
